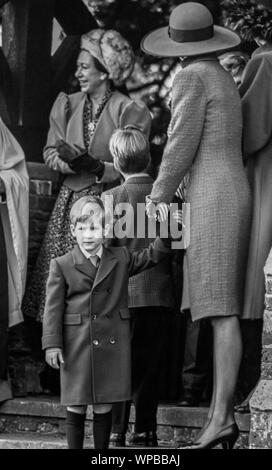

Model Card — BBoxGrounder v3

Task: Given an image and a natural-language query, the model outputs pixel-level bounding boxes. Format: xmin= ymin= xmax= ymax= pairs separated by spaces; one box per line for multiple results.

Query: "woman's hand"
xmin=146 ymin=196 xmax=169 ymax=222
xmin=56 ymin=140 xmax=85 ymax=164
xmin=45 ymin=348 xmax=64 ymax=369
xmin=45 ymin=148 xmax=61 ymax=171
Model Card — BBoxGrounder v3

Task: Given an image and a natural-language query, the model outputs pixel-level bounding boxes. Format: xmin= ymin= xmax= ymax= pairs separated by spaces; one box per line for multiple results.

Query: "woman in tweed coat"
xmin=142 ymin=3 xmax=252 ymax=448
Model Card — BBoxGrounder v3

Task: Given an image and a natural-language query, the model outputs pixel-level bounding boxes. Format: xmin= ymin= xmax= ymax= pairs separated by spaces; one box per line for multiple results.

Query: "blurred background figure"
xmin=0 ymin=118 xmax=29 ymax=403
xmin=219 ymin=51 xmax=249 ymax=86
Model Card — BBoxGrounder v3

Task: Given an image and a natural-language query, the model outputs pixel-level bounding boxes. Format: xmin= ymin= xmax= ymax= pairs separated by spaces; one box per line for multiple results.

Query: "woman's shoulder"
xmin=109 ymin=90 xmax=134 ymax=109
xmin=52 ymin=91 xmax=85 ymax=108
xmin=108 ymin=90 xmax=150 ymax=123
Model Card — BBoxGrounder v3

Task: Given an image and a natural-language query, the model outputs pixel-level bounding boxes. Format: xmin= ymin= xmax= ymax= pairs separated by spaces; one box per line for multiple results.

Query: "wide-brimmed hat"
xmin=141 ymin=2 xmax=241 ymax=57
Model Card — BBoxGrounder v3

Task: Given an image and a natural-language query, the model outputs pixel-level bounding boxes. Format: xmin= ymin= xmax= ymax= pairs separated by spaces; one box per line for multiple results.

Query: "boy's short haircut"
xmin=70 ymin=195 xmax=107 ymax=227
xmin=109 ymin=126 xmax=150 ymax=174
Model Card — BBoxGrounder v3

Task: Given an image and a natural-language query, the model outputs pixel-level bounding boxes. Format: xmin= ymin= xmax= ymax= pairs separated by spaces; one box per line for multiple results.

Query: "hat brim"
xmin=141 ymin=26 xmax=241 ymax=57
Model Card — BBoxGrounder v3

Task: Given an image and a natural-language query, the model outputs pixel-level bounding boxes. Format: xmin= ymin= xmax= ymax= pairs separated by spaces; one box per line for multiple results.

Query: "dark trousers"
xmin=182 ymin=309 xmax=213 ymax=400
xmin=112 ymin=306 xmax=169 ymax=434
xmin=0 ymin=211 xmax=9 ymax=380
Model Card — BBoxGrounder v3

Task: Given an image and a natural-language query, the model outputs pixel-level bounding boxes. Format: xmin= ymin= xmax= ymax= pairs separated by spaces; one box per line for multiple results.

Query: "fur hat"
xmin=81 ymin=29 xmax=135 ymax=86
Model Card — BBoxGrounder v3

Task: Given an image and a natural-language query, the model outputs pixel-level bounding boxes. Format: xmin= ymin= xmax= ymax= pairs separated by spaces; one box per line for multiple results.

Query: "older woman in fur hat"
xmin=143 ymin=2 xmax=252 ymax=449
xmin=23 ymin=29 xmax=151 ymax=322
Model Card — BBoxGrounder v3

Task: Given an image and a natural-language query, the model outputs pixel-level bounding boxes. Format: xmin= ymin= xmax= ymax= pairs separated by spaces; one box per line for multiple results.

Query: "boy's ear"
xmin=70 ymin=224 xmax=76 ymax=238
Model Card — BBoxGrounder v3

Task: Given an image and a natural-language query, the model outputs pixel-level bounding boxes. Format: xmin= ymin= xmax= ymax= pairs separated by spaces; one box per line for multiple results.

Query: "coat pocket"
xmin=119 ymin=308 xmax=131 ymax=319
xmin=63 ymin=314 xmax=82 ymax=325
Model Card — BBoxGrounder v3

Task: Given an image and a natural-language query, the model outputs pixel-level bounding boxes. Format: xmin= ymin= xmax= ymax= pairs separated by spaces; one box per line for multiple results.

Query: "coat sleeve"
xmin=125 ymin=238 xmax=170 ymax=277
xmin=240 ymin=54 xmax=272 ymax=159
xmin=151 ymin=69 xmax=207 ymax=204
xmin=42 ymin=259 xmax=65 ymax=350
xmin=43 ymin=92 xmax=74 ymax=175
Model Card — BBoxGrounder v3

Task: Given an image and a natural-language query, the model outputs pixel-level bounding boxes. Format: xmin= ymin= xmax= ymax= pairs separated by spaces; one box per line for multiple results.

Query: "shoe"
xmin=184 ymin=423 xmax=239 ymax=449
xmin=177 ymin=392 xmax=200 ymax=407
xmin=128 ymin=431 xmax=158 ymax=447
xmin=109 ymin=432 xmax=126 ymax=447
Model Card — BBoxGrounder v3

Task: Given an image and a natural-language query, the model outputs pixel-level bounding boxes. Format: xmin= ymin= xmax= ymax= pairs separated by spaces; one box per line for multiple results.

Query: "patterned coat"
xmin=240 ymin=45 xmax=272 ymax=319
xmin=150 ymin=58 xmax=252 ymax=321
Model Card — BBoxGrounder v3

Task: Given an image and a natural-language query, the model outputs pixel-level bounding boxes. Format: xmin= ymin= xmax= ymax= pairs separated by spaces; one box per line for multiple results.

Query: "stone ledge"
xmin=250 ymin=379 xmax=272 ymax=411
xmin=264 ymin=247 xmax=272 ymax=277
xmin=0 ymin=397 xmax=250 ymax=432
xmin=0 ymin=433 xmax=92 ymax=449
xmin=27 ymin=162 xmax=60 ymax=183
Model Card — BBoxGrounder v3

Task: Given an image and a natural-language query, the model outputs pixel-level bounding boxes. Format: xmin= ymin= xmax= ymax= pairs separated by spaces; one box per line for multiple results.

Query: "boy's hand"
xmin=146 ymin=197 xmax=169 ymax=222
xmin=172 ymin=209 xmax=183 ymax=227
xmin=45 ymin=348 xmax=64 ymax=369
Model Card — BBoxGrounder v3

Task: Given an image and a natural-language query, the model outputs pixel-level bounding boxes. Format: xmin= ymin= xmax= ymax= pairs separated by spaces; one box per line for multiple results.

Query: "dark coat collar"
xmin=72 ymin=244 xmax=118 ymax=288
xmin=253 ymin=43 xmax=272 ymax=57
xmin=181 ymin=54 xmax=218 ymax=69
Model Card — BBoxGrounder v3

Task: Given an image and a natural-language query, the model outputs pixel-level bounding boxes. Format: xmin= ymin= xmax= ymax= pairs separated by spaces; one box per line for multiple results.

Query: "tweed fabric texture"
xmin=151 ymin=59 xmax=252 ymax=321
xmin=103 ymin=176 xmax=174 ymax=308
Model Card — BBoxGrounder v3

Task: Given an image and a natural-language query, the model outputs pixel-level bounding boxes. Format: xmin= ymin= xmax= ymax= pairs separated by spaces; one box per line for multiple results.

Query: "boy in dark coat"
xmin=42 ymin=194 xmax=170 ymax=449
xmin=103 ymin=127 xmax=174 ymax=447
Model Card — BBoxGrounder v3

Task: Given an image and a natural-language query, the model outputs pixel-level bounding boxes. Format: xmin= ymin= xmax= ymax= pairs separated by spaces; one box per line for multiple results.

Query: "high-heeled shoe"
xmin=184 ymin=423 xmax=239 ymax=449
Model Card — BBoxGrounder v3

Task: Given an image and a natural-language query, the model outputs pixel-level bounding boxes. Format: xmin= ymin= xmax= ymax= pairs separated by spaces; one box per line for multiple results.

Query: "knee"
xmin=67 ymin=405 xmax=87 ymax=414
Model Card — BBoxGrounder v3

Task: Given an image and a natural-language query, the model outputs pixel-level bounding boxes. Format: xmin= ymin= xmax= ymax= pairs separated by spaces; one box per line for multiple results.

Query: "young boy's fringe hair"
xmin=109 ymin=126 xmax=150 ymax=174
xmin=70 ymin=195 xmax=109 ymax=228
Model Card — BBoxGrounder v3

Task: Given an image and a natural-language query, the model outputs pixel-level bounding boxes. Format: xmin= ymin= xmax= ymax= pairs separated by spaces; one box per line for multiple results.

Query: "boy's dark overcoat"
xmin=42 ymin=240 xmax=167 ymax=405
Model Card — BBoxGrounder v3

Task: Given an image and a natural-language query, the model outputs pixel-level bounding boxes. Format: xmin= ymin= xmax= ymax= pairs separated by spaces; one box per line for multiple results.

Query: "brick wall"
xmin=8 ymin=162 xmax=60 ymax=396
xmin=27 ymin=162 xmax=60 ymax=278
xmin=249 ymin=247 xmax=272 ymax=449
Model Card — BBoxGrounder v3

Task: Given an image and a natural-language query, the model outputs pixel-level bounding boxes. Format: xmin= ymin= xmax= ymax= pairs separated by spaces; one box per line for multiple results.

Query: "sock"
xmin=93 ymin=410 xmax=112 ymax=449
xmin=66 ymin=410 xmax=86 ymax=449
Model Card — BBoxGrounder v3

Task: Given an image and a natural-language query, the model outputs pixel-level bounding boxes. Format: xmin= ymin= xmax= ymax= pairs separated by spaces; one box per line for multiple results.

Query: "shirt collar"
xmin=80 ymin=244 xmax=103 ymax=260
xmin=124 ymin=173 xmax=150 ymax=181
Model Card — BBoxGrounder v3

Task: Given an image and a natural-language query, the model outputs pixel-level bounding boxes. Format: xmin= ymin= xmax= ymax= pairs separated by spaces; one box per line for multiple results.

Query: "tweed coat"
xmin=42 ymin=240 xmax=168 ymax=405
xmin=43 ymin=90 xmax=151 ymax=192
xmin=150 ymin=58 xmax=252 ymax=321
xmin=239 ymin=45 xmax=272 ymax=319
xmin=103 ymin=174 xmax=174 ymax=308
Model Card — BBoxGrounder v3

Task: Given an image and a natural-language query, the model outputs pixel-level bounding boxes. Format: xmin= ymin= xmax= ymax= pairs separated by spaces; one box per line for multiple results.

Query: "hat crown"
xmin=169 ymin=2 xmax=213 ymax=31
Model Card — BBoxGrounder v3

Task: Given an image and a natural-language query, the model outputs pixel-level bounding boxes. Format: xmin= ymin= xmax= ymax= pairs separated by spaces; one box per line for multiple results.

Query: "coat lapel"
xmin=66 ymin=96 xmax=86 ymax=149
xmin=72 ymin=245 xmax=97 ymax=280
xmin=92 ymin=247 xmax=118 ymax=290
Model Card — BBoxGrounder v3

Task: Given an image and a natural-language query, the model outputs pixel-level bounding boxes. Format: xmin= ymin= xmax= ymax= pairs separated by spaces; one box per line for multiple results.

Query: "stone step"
xmin=0 ymin=396 xmax=251 ymax=448
xmin=0 ymin=433 xmax=71 ymax=449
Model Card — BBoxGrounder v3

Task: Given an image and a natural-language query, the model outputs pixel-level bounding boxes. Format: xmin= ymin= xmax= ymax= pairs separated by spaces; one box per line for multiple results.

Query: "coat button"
xmin=92 ymin=314 xmax=97 ymax=320
xmin=109 ymin=337 xmax=116 ymax=344
xmin=93 ymin=339 xmax=99 ymax=346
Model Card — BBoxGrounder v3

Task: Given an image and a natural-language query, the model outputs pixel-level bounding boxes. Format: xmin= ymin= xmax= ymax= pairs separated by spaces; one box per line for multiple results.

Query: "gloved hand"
xmin=69 ymin=153 xmax=105 ymax=178
xmin=56 ymin=140 xmax=83 ymax=164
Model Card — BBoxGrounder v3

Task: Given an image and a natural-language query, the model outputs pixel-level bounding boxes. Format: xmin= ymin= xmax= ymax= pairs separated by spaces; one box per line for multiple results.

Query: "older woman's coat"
xmin=43 ymin=90 xmax=151 ymax=192
xmin=240 ymin=45 xmax=272 ymax=320
xmin=150 ymin=58 xmax=252 ymax=321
